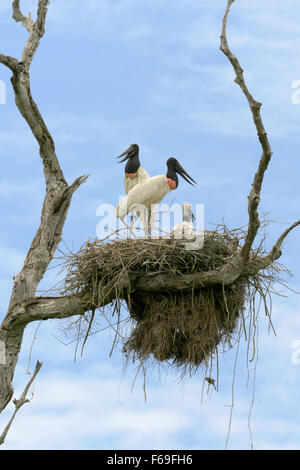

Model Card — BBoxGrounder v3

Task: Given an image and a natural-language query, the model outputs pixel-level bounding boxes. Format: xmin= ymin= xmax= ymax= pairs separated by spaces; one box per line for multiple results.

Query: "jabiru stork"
xmin=116 ymin=157 xmax=196 ymax=236
xmin=116 ymin=143 xmax=150 ymax=229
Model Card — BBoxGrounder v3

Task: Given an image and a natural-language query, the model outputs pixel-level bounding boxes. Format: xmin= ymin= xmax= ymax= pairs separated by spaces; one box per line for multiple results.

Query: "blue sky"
xmin=1 ymin=0 xmax=300 ymax=450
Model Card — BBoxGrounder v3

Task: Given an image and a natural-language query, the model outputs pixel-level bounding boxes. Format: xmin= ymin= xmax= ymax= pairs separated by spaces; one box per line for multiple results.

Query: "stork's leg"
xmin=148 ymin=204 xmax=157 ymax=238
xmin=136 ymin=206 xmax=149 ymax=238
xmin=119 ymin=216 xmax=134 ymax=239
xmin=147 ymin=210 xmax=151 ymax=238
xmin=128 ymin=217 xmax=137 ymax=238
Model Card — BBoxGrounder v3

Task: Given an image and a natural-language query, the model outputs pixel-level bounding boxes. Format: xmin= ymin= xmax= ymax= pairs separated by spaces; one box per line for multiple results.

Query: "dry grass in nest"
xmin=124 ymin=283 xmax=246 ymax=371
xmin=58 ymin=228 xmax=283 ymax=377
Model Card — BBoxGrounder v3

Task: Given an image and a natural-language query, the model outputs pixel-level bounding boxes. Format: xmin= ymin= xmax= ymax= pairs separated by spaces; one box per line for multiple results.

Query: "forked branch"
xmin=220 ymin=0 xmax=274 ymax=262
xmin=263 ymin=220 xmax=300 ymax=264
xmin=13 ymin=0 xmax=49 ymax=69
xmin=12 ymin=0 xmax=34 ymax=33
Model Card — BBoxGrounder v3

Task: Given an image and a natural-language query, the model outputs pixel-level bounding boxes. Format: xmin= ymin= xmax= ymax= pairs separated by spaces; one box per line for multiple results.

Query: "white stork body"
xmin=171 ymin=202 xmax=195 ymax=240
xmin=116 ymin=175 xmax=169 ymax=234
xmin=116 ymin=158 xmax=197 ymax=237
xmin=124 ymin=166 xmax=150 ymax=194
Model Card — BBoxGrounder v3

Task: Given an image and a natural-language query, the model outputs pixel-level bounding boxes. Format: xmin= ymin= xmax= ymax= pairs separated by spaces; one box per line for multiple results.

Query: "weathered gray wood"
xmin=0 ymin=1 xmax=88 ymax=425
xmin=220 ymin=0 xmax=273 ymax=263
xmin=0 ymin=360 xmax=42 ymax=445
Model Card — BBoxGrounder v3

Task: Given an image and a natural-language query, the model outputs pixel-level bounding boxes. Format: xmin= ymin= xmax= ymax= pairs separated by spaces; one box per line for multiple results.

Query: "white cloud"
xmin=0 ymin=368 xmax=191 ymax=449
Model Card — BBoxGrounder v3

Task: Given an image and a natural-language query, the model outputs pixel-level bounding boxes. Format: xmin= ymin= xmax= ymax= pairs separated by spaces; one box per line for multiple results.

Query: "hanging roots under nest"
xmin=124 ymin=284 xmax=246 ymax=368
xmin=59 ymin=228 xmax=286 ymax=376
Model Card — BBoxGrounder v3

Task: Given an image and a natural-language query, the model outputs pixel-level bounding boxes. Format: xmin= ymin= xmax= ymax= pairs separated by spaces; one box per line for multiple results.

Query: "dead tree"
xmin=0 ymin=0 xmax=299 ymax=445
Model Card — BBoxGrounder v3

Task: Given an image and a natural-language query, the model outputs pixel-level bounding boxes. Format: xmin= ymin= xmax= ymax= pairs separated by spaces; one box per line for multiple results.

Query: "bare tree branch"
xmin=7 ymin=171 xmax=88 ymax=310
xmin=262 ymin=220 xmax=300 ymax=264
xmin=1 ymin=1 xmax=90 ymax=311
xmin=0 ymin=54 xmax=18 ymax=71
xmin=13 ymin=0 xmax=49 ymax=69
xmin=220 ymin=0 xmax=273 ymax=263
xmin=12 ymin=0 xmax=34 ymax=33
xmin=0 ymin=0 xmax=88 ymax=417
xmin=2 ymin=248 xmax=283 ymax=332
xmin=0 ymin=361 xmax=42 ymax=446
xmin=10 ymin=75 xmax=65 ymax=186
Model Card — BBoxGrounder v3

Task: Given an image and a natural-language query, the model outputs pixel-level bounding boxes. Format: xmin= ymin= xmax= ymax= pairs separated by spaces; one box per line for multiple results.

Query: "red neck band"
xmin=167 ymin=178 xmax=177 ymax=190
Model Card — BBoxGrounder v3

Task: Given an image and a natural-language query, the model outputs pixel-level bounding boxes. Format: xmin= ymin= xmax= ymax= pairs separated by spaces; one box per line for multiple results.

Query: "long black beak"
xmin=116 ymin=144 xmax=138 ymax=163
xmin=176 ymin=161 xmax=197 ymax=186
xmin=116 ymin=146 xmax=132 ymax=163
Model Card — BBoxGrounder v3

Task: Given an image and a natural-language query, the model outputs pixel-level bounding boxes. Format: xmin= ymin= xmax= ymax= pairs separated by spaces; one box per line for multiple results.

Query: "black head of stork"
xmin=116 ymin=144 xmax=140 ymax=174
xmin=166 ymin=158 xmax=197 ymax=189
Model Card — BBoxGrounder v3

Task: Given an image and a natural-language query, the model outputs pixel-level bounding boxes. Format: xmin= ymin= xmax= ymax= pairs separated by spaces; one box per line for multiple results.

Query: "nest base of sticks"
xmin=61 ymin=229 xmax=279 ymax=376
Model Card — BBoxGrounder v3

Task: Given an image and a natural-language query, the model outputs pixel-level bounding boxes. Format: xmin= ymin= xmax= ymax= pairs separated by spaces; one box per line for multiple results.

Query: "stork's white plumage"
xmin=124 ymin=166 xmax=150 ymax=194
xmin=116 ymin=174 xmax=169 ymax=218
xmin=171 ymin=202 xmax=195 ymax=240
xmin=116 ymin=158 xmax=196 ymax=236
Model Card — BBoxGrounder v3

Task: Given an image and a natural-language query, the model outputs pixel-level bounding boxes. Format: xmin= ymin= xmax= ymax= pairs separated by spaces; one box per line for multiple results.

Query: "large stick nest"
xmin=59 ymin=229 xmax=282 ymax=376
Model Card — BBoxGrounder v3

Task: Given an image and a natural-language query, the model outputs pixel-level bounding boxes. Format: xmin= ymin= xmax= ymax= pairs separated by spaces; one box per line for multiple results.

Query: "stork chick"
xmin=171 ymin=202 xmax=195 ymax=240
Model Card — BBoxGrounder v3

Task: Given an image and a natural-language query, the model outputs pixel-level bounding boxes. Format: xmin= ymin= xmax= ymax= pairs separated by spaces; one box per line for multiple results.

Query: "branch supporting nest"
xmin=0 ymin=1 xmax=90 ymax=312
xmin=53 ymin=228 xmax=291 ymax=375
